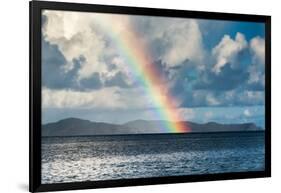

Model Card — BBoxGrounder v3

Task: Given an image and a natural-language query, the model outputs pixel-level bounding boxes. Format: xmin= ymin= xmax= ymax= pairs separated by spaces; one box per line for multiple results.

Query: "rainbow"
xmin=95 ymin=14 xmax=190 ymax=133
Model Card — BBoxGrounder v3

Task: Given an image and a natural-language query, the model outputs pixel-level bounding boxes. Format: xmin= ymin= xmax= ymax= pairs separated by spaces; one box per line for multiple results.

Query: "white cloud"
xmin=243 ymin=109 xmax=252 ymax=117
xmin=42 ymin=10 xmax=265 ymax=111
xmin=42 ymin=87 xmax=159 ymax=110
xmin=42 ymin=10 xmax=132 ymax=81
xmin=248 ymin=36 xmax=265 ymax=85
xmin=131 ymin=17 xmax=205 ymax=68
xmin=43 ymin=11 xmax=103 ymax=79
xmin=212 ymin=32 xmax=247 ymax=74
xmin=160 ymin=20 xmax=204 ymax=67
xmin=43 ymin=10 xmax=206 ymax=88
xmin=248 ymin=65 xmax=265 ymax=85
xmin=250 ymin=36 xmax=265 ymax=65
xmin=206 ymin=94 xmax=220 ymax=106
xmin=42 ymin=87 xmax=122 ymax=109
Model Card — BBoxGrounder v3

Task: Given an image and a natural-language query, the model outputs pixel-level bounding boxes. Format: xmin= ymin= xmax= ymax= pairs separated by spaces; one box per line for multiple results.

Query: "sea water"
xmin=41 ymin=131 xmax=265 ymax=184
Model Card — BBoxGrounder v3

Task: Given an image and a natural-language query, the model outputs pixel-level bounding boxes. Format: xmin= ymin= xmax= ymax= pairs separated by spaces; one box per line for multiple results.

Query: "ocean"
xmin=41 ymin=131 xmax=265 ymax=184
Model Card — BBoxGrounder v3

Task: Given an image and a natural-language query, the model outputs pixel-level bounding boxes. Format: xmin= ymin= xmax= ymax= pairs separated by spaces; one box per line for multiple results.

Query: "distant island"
xmin=42 ymin=118 xmax=263 ymax=137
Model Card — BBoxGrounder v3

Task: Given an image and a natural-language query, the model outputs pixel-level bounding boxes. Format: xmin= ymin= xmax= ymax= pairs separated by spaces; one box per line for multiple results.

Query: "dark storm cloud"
xmin=104 ymin=71 xmax=132 ymax=88
xmin=193 ymin=63 xmax=250 ymax=91
xmin=192 ymin=47 xmax=253 ymax=91
xmin=42 ymin=39 xmax=135 ymax=91
xmin=42 ymin=39 xmax=103 ymax=90
xmin=79 ymin=72 xmax=102 ymax=90
xmin=42 ymin=39 xmax=73 ymax=89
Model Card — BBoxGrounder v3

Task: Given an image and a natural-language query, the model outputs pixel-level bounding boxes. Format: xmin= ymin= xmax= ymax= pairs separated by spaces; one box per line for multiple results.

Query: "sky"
xmin=41 ymin=10 xmax=265 ymax=128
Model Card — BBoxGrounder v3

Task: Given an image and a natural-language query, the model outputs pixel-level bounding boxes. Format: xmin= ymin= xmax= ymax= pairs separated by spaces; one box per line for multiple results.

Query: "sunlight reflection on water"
xmin=42 ymin=132 xmax=265 ymax=184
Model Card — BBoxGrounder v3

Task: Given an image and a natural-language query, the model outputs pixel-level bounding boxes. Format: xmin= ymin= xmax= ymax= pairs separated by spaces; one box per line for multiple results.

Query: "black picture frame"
xmin=29 ymin=1 xmax=271 ymax=192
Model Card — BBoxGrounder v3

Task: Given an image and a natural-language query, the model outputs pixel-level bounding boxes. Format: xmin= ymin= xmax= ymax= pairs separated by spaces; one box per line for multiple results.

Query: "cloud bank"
xmin=41 ymin=10 xmax=265 ymax=124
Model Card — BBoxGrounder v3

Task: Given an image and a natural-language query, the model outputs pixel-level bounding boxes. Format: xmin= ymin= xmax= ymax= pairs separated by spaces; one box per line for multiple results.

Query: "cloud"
xmin=206 ymin=94 xmax=221 ymax=106
xmin=42 ymin=10 xmax=265 ymax=111
xmin=211 ymin=90 xmax=264 ymax=107
xmin=250 ymin=36 xmax=265 ymax=65
xmin=178 ymin=108 xmax=195 ymax=121
xmin=243 ymin=109 xmax=252 ymax=117
xmin=42 ymin=87 xmax=122 ymax=109
xmin=42 ymin=43 xmax=103 ymax=90
xmin=169 ymin=32 xmax=260 ymax=108
xmin=172 ymin=32 xmax=265 ymax=108
xmin=79 ymin=72 xmax=102 ymax=90
xmin=194 ymin=63 xmax=250 ymax=91
xmin=42 ymin=39 xmax=72 ymax=89
xmin=131 ymin=17 xmax=205 ymax=68
xmin=43 ymin=11 xmax=205 ymax=91
xmin=247 ymin=37 xmax=265 ymax=88
xmin=104 ymin=71 xmax=134 ymax=88
xmin=179 ymin=85 xmax=265 ymax=108
xmin=212 ymin=32 xmax=247 ymax=74
xmin=161 ymin=20 xmax=204 ymax=67
xmin=42 ymin=87 xmax=159 ymax=110
xmin=42 ymin=10 xmax=128 ymax=81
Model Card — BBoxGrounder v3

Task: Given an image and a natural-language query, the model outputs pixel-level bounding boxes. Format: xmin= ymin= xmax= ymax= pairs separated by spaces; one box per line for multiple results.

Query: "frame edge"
xmin=29 ymin=1 xmax=271 ymax=192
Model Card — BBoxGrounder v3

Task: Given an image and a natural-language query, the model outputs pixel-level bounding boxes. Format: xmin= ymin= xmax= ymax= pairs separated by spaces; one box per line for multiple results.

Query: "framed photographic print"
xmin=30 ymin=1 xmax=271 ymax=192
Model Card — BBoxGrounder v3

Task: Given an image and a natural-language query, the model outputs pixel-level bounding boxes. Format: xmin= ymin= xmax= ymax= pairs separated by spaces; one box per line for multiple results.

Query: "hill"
xmin=42 ymin=118 xmax=263 ymax=136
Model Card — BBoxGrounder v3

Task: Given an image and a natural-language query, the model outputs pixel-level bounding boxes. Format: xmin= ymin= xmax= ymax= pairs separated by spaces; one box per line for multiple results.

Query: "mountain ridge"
xmin=42 ymin=118 xmax=263 ymax=137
